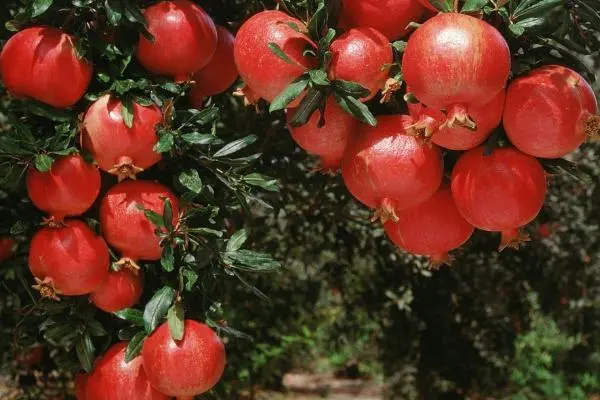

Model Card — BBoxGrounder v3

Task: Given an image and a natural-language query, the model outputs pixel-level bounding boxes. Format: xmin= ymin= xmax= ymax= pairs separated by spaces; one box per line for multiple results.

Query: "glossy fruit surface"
xmin=0 ymin=26 xmax=92 ymax=108
xmin=136 ymin=0 xmax=217 ymax=79
xmin=26 ymin=154 xmax=101 ymax=222
xmin=90 ymin=269 xmax=143 ymax=313
xmin=82 ymin=95 xmax=162 ymax=180
xmin=142 ymin=320 xmax=226 ymax=397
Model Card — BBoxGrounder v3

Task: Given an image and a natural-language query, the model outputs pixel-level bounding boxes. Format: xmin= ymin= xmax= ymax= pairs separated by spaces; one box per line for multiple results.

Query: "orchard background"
xmin=1 ymin=0 xmax=600 ymax=399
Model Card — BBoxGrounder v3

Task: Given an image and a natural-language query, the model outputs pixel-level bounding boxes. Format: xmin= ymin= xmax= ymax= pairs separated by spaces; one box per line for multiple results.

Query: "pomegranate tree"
xmin=90 ymin=268 xmax=143 ymax=313
xmin=451 ymin=147 xmax=547 ymax=250
xmin=0 ymin=26 xmax=93 ymax=108
xmin=82 ymin=95 xmax=162 ymax=180
xmin=503 ymin=64 xmax=599 ymax=158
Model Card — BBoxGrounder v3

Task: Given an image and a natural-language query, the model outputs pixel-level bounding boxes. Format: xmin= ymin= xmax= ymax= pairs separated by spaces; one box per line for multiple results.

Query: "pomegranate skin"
xmin=503 ymin=65 xmax=599 ymax=158
xmin=384 ymin=186 xmax=474 ymax=264
xmin=339 ymin=0 xmax=425 ymax=40
xmin=82 ymin=95 xmax=162 ymax=180
xmin=0 ymin=27 xmax=92 ymax=108
xmin=408 ymin=89 xmax=506 ymax=150
xmin=75 ymin=373 xmax=88 ymax=400
xmin=190 ymin=25 xmax=238 ymax=107
xmin=0 ymin=237 xmax=16 ymax=263
xmin=86 ymin=342 xmax=169 ymax=400
xmin=417 ymin=0 xmax=438 ymax=11
xmin=26 ymin=154 xmax=101 ymax=222
xmin=136 ymin=0 xmax=218 ymax=79
xmin=451 ymin=147 xmax=547 ymax=249
xmin=234 ymin=10 xmax=316 ymax=104
xmin=402 ymin=13 xmax=510 ymax=112
xmin=28 ymin=220 xmax=110 ymax=297
xmin=90 ymin=269 xmax=143 ymax=313
xmin=329 ymin=27 xmax=393 ymax=101
xmin=287 ymin=96 xmax=358 ymax=171
xmin=341 ymin=115 xmax=443 ymax=220
xmin=99 ymin=180 xmax=180 ymax=262
xmin=142 ymin=320 xmax=226 ymax=397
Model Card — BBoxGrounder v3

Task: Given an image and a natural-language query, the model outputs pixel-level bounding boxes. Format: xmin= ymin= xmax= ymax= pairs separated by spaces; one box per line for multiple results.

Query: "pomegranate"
xmin=329 ymin=27 xmax=393 ymax=101
xmin=26 ymin=154 xmax=101 ymax=223
xmin=29 ymin=220 xmax=110 ymax=299
xmin=82 ymin=95 xmax=162 ymax=180
xmin=503 ymin=65 xmax=599 ymax=158
xmin=142 ymin=320 xmax=226 ymax=397
xmin=417 ymin=0 xmax=438 ymax=11
xmin=451 ymin=146 xmax=547 ymax=250
xmin=86 ymin=342 xmax=168 ymax=400
xmin=407 ymin=89 xmax=505 ymax=150
xmin=0 ymin=27 xmax=92 ymax=108
xmin=234 ymin=10 xmax=316 ymax=104
xmin=0 ymin=237 xmax=16 ymax=263
xmin=90 ymin=268 xmax=143 ymax=313
xmin=384 ymin=186 xmax=474 ymax=265
xmin=341 ymin=115 xmax=443 ymax=222
xmin=99 ymin=180 xmax=180 ymax=266
xmin=190 ymin=25 xmax=238 ymax=108
xmin=136 ymin=0 xmax=218 ymax=80
xmin=402 ymin=13 xmax=510 ymax=127
xmin=16 ymin=345 xmax=44 ymax=366
xmin=75 ymin=373 xmax=88 ymax=400
xmin=339 ymin=0 xmax=425 ymax=40
xmin=287 ymin=96 xmax=358 ymax=172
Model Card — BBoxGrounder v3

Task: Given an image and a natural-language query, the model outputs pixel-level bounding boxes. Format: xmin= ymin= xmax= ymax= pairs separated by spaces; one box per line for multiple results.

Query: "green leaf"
xmin=213 ymin=135 xmax=258 ymax=158
xmin=86 ymin=319 xmax=108 ymax=337
xmin=121 ymin=96 xmax=134 ymax=128
xmin=181 ymin=132 xmax=221 ymax=145
xmin=154 ymin=132 xmax=174 ymax=153
xmin=332 ymin=93 xmax=377 ymax=126
xmin=160 ymin=81 xmax=182 ymax=94
xmin=34 ymin=154 xmax=54 ymax=172
xmin=307 ymin=0 xmax=327 ymax=39
xmin=227 ymin=229 xmax=248 ymax=252
xmin=269 ymin=77 xmax=310 ymax=112
xmin=105 ymin=0 xmax=123 ymax=25
xmin=178 ymin=169 xmax=203 ymax=193
xmin=288 ymin=87 xmax=325 ymax=127
xmin=32 ymin=0 xmax=53 ymax=17
xmin=391 ymin=41 xmax=407 ymax=53
xmin=513 ymin=0 xmax=562 ymax=20
xmin=122 ymin=0 xmax=147 ymax=26
xmin=161 ymin=245 xmax=175 ymax=272
xmin=461 ymin=0 xmax=488 ymax=12
xmin=26 ymin=102 xmax=72 ymax=121
xmin=114 ymin=308 xmax=145 ymax=326
xmin=243 ymin=173 xmax=280 ymax=192
xmin=428 ymin=0 xmax=453 ymax=12
xmin=308 ymin=69 xmax=330 ymax=86
xmin=331 ymin=79 xmax=370 ymax=98
xmin=225 ymin=249 xmax=282 ymax=272
xmin=138 ymin=207 xmax=164 ymax=228
xmin=75 ymin=332 xmax=95 ymax=372
xmin=167 ymin=302 xmax=185 ymax=341
xmin=143 ymin=286 xmax=176 ymax=333
xmin=162 ymin=198 xmax=173 ymax=230
xmin=124 ymin=331 xmax=146 ymax=362
xmin=182 ymin=268 xmax=198 ymax=291
xmin=118 ymin=326 xmax=139 ymax=340
xmin=267 ymin=43 xmax=305 ymax=68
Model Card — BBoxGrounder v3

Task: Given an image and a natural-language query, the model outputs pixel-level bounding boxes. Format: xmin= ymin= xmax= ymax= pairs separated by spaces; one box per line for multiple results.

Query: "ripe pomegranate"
xmin=75 ymin=373 xmax=88 ymax=400
xmin=82 ymin=95 xmax=162 ymax=180
xmin=142 ymin=320 xmax=226 ymax=397
xmin=407 ymin=89 xmax=505 ymax=150
xmin=339 ymin=0 xmax=425 ymax=40
xmin=29 ymin=220 xmax=110 ymax=299
xmin=190 ymin=25 xmax=238 ymax=108
xmin=99 ymin=180 xmax=180 ymax=266
xmin=503 ymin=65 xmax=599 ymax=158
xmin=0 ymin=237 xmax=16 ymax=263
xmin=26 ymin=154 xmax=101 ymax=223
xmin=341 ymin=115 xmax=443 ymax=222
xmin=0 ymin=27 xmax=92 ymax=108
xmin=417 ymin=0 xmax=437 ymax=11
xmin=384 ymin=186 xmax=474 ymax=265
xmin=90 ymin=268 xmax=143 ymax=313
xmin=287 ymin=96 xmax=358 ymax=172
xmin=402 ymin=13 xmax=510 ymax=127
xmin=234 ymin=10 xmax=316 ymax=104
xmin=136 ymin=0 xmax=217 ymax=80
xmin=451 ymin=147 xmax=547 ymax=250
xmin=86 ymin=342 xmax=168 ymax=400
xmin=16 ymin=345 xmax=44 ymax=366
xmin=329 ymin=27 xmax=393 ymax=101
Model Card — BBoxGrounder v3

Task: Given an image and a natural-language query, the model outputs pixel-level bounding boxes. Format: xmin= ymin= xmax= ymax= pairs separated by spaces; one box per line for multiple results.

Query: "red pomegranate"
xmin=142 ymin=320 xmax=226 ymax=397
xmin=90 ymin=268 xmax=143 ymax=313
xmin=0 ymin=237 xmax=16 ymax=263
xmin=503 ymin=65 xmax=599 ymax=158
xmin=384 ymin=186 xmax=474 ymax=265
xmin=99 ymin=180 xmax=180 ymax=266
xmin=26 ymin=154 xmax=101 ymax=223
xmin=234 ymin=10 xmax=316 ymax=104
xmin=29 ymin=220 xmax=110 ymax=299
xmin=329 ymin=27 xmax=393 ymax=101
xmin=0 ymin=27 xmax=92 ymax=108
xmin=287 ymin=96 xmax=358 ymax=172
xmin=16 ymin=345 xmax=44 ymax=366
xmin=75 ymin=373 xmax=88 ymax=400
xmin=341 ymin=115 xmax=443 ymax=222
xmin=407 ymin=89 xmax=505 ymax=150
xmin=417 ymin=0 xmax=437 ymax=11
xmin=82 ymin=95 xmax=162 ymax=180
xmin=86 ymin=342 xmax=169 ymax=400
xmin=339 ymin=0 xmax=425 ymax=40
xmin=451 ymin=147 xmax=547 ymax=250
xmin=402 ymin=13 xmax=510 ymax=127
xmin=190 ymin=25 xmax=238 ymax=108
xmin=136 ymin=0 xmax=217 ymax=80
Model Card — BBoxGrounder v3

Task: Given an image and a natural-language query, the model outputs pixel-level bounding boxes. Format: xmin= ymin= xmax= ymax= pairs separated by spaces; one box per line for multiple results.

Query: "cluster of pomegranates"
xmin=233 ymin=2 xmax=599 ymax=264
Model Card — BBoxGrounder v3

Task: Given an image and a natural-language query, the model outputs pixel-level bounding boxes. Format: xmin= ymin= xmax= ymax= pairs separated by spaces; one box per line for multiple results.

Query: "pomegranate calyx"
xmin=115 ymin=257 xmax=141 ymax=273
xmin=499 ymin=228 xmax=531 ymax=251
xmin=428 ymin=253 xmax=454 ymax=270
xmin=316 ymin=157 xmax=342 ymax=176
xmin=42 ymin=216 xmax=66 ymax=229
xmin=108 ymin=160 xmax=144 ymax=182
xmin=32 ymin=277 xmax=62 ymax=301
xmin=233 ymin=85 xmax=260 ymax=110
xmin=441 ymin=104 xmax=477 ymax=131
xmin=380 ymin=78 xmax=402 ymax=104
xmin=584 ymin=114 xmax=600 ymax=139
xmin=405 ymin=115 xmax=439 ymax=139
xmin=371 ymin=198 xmax=399 ymax=224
